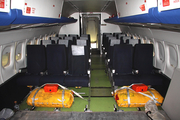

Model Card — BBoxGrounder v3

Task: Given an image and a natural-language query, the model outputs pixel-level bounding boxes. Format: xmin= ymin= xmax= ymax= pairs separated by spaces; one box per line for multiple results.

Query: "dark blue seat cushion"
xmin=113 ymin=74 xmax=140 ymax=86
xmin=39 ymin=75 xmax=65 ymax=86
xmin=64 ymin=76 xmax=89 ymax=87
xmin=138 ymin=74 xmax=163 ymax=85
xmin=113 ymin=74 xmax=163 ymax=86
xmin=17 ymin=74 xmax=41 ymax=86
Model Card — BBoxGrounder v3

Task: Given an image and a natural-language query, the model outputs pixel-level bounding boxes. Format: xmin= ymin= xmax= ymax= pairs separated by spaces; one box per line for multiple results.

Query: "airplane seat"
xmin=102 ymin=33 xmax=112 ymax=53
xmin=129 ymin=39 xmax=141 ymax=46
xmin=107 ymin=39 xmax=121 ymax=69
xmin=41 ymin=40 xmax=55 ymax=46
xmin=81 ymin=34 xmax=91 ymax=42
xmin=17 ymin=45 xmax=46 ymax=86
xmin=64 ymin=45 xmax=90 ymax=87
xmin=76 ymin=39 xmax=90 ymax=59
xmin=113 ymin=32 xmax=122 ymax=39
xmin=58 ymin=34 xmax=67 ymax=39
xmin=58 ymin=39 xmax=73 ymax=68
xmin=64 ymin=36 xmax=76 ymax=45
xmin=39 ymin=44 xmax=67 ymax=85
xmin=79 ymin=36 xmax=91 ymax=48
xmin=68 ymin=34 xmax=79 ymax=39
xmin=50 ymin=37 xmax=60 ymax=44
xmin=111 ymin=44 xmax=140 ymax=86
xmin=133 ymin=44 xmax=163 ymax=85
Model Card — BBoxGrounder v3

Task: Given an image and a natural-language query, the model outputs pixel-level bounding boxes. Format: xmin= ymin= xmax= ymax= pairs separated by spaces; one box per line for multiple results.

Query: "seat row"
xmin=17 ymin=44 xmax=90 ymax=87
xmin=107 ymin=44 xmax=163 ymax=87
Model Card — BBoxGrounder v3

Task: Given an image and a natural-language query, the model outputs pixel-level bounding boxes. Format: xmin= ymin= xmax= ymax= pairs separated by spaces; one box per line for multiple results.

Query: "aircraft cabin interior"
xmin=0 ymin=0 xmax=180 ymax=120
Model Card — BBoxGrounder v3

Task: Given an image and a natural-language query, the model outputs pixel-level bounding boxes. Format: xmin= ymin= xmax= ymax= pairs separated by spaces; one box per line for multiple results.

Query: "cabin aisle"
xmin=89 ymin=50 xmax=116 ymax=112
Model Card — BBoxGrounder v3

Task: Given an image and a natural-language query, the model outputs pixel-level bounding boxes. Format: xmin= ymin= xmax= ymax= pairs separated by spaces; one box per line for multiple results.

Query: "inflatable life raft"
xmin=26 ymin=83 xmax=84 ymax=108
xmin=114 ymin=84 xmax=164 ymax=107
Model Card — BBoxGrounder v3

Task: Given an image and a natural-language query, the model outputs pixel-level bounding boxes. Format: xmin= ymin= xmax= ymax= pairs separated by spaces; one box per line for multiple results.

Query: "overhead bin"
xmin=106 ymin=0 xmax=180 ymax=24
xmin=105 ymin=7 xmax=180 ymax=24
xmin=0 ymin=9 xmax=16 ymax=26
xmin=0 ymin=9 xmax=77 ymax=26
xmin=12 ymin=9 xmax=77 ymax=24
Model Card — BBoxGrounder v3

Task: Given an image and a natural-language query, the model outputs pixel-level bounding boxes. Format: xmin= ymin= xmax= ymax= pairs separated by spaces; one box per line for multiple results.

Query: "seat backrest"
xmin=68 ymin=45 xmax=88 ymax=75
xmin=64 ymin=36 xmax=76 ymax=44
xmin=50 ymin=37 xmax=60 ymax=44
xmin=46 ymin=45 xmax=67 ymax=75
xmin=107 ymin=39 xmax=121 ymax=59
xmin=59 ymin=34 xmax=67 ymax=38
xmin=102 ymin=33 xmax=112 ymax=47
xmin=68 ymin=34 xmax=79 ymax=39
xmin=121 ymin=36 xmax=132 ymax=44
xmin=58 ymin=40 xmax=70 ymax=47
xmin=40 ymin=40 xmax=54 ymax=47
xmin=113 ymin=45 xmax=133 ymax=75
xmin=81 ymin=34 xmax=90 ymax=41
xmin=133 ymin=44 xmax=153 ymax=74
xmin=76 ymin=39 xmax=90 ymax=59
xmin=27 ymin=45 xmax=46 ymax=74
xmin=118 ymin=34 xmax=126 ymax=39
xmin=129 ymin=39 xmax=141 ymax=46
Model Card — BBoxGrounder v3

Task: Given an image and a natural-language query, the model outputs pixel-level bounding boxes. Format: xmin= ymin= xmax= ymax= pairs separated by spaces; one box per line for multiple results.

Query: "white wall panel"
xmin=15 ymin=40 xmax=27 ymax=72
xmin=158 ymin=0 xmax=180 ymax=12
xmin=162 ymin=68 xmax=180 ymax=120
xmin=115 ymin=0 xmax=157 ymax=17
xmin=164 ymin=42 xmax=178 ymax=78
xmin=0 ymin=0 xmax=10 ymax=12
xmin=1 ymin=43 xmax=16 ymax=82
xmin=11 ymin=0 xmax=24 ymax=10
xmin=59 ymin=13 xmax=80 ymax=35
xmin=11 ymin=0 xmax=63 ymax=18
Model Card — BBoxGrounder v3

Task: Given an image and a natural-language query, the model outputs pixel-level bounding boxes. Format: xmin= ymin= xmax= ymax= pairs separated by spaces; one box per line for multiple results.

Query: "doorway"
xmin=81 ymin=14 xmax=101 ymax=49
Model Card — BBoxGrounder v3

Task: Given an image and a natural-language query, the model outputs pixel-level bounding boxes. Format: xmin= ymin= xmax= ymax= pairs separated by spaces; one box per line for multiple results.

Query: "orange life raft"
xmin=27 ymin=84 xmax=74 ymax=108
xmin=114 ymin=86 xmax=164 ymax=107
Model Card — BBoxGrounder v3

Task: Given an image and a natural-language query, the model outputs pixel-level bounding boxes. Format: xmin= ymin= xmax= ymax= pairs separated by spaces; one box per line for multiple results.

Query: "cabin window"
xmin=2 ymin=47 xmax=11 ymax=67
xmin=16 ymin=43 xmax=22 ymax=61
xmin=52 ymin=33 xmax=56 ymax=37
xmin=157 ymin=42 xmax=165 ymax=62
xmin=168 ymin=45 xmax=178 ymax=68
xmin=27 ymin=40 xmax=32 ymax=45
xmin=141 ymin=37 xmax=146 ymax=44
xmin=35 ymin=38 xmax=39 ymax=45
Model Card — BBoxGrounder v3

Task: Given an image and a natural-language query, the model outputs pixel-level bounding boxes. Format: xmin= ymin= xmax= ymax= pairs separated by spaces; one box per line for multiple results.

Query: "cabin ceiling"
xmin=62 ymin=0 xmax=117 ymax=17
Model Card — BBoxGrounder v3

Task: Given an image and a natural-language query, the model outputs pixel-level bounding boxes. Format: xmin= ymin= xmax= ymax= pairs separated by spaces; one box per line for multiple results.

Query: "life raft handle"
xmin=39 ymin=83 xmax=87 ymax=101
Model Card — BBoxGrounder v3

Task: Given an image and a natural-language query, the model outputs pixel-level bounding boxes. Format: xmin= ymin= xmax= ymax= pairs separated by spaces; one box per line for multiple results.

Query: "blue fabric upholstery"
xmin=39 ymin=75 xmax=65 ymax=86
xmin=39 ymin=44 xmax=67 ymax=85
xmin=64 ymin=76 xmax=89 ymax=87
xmin=17 ymin=74 xmax=40 ymax=86
xmin=65 ymin=45 xmax=90 ymax=87
xmin=133 ymin=44 xmax=153 ymax=74
xmin=133 ymin=44 xmax=163 ymax=85
xmin=17 ymin=45 xmax=46 ymax=86
xmin=27 ymin=45 xmax=46 ymax=74
xmin=113 ymin=45 xmax=133 ymax=75
xmin=113 ymin=75 xmax=140 ymax=86
xmin=46 ymin=45 xmax=67 ymax=75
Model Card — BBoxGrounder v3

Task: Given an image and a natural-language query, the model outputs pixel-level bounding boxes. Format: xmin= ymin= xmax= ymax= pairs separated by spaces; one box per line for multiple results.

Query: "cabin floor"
xmin=9 ymin=49 xmax=170 ymax=120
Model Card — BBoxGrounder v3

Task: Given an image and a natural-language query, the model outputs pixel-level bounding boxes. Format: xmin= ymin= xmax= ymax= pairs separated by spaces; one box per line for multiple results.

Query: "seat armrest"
xmin=18 ymin=67 xmax=27 ymax=73
xmin=132 ymin=69 xmax=139 ymax=74
xmin=153 ymin=67 xmax=162 ymax=74
xmin=63 ymin=71 xmax=67 ymax=75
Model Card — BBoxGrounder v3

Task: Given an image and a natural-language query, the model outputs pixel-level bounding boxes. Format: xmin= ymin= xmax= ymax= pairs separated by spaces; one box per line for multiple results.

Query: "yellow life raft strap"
xmin=115 ymin=84 xmax=161 ymax=105
xmin=32 ymin=87 xmax=41 ymax=106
